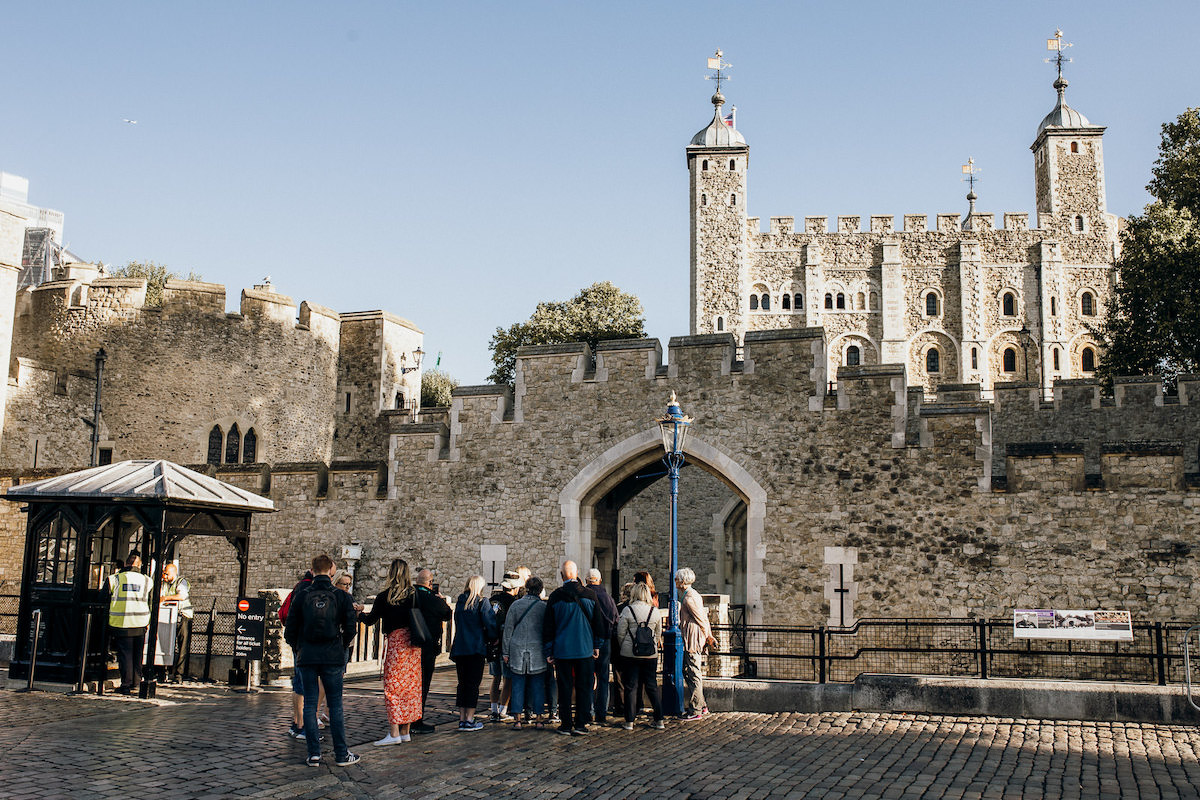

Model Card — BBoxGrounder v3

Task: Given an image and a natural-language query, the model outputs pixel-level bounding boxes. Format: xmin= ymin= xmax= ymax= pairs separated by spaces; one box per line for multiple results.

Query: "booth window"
xmin=34 ymin=513 xmax=78 ymax=585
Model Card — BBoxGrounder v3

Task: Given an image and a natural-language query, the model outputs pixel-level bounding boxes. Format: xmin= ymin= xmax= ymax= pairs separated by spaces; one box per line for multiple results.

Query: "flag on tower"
xmin=723 ymin=112 xmax=734 ymax=127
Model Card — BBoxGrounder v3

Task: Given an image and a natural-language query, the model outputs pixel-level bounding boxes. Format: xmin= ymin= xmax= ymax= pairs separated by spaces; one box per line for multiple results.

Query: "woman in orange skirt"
xmin=359 ymin=558 xmax=422 ymax=746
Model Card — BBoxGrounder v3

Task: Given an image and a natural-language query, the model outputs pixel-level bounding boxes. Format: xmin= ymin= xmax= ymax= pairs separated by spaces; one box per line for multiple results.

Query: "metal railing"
xmin=709 ymin=618 xmax=1197 ymax=686
xmin=0 ymin=593 xmax=18 ymax=636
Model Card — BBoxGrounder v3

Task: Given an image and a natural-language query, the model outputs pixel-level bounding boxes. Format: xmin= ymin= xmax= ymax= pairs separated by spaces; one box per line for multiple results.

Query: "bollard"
xmin=20 ymin=608 xmax=43 ymax=693
xmin=69 ymin=611 xmax=95 ymax=695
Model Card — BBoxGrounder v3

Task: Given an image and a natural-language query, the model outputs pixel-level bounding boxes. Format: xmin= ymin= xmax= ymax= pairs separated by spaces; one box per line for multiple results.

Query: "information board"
xmin=233 ymin=597 xmax=266 ymax=660
xmin=1013 ymin=609 xmax=1133 ymax=641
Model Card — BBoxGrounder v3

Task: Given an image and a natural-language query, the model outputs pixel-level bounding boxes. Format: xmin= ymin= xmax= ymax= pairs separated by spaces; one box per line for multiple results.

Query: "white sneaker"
xmin=400 ymin=733 xmax=411 ymax=742
xmin=373 ymin=734 xmax=404 ymax=746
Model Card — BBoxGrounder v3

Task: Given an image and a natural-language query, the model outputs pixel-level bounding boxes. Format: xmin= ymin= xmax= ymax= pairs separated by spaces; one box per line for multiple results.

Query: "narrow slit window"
xmin=207 ymin=426 xmax=223 ymax=465
xmin=836 ymin=293 xmax=845 ymax=310
xmin=1081 ymin=292 xmax=1095 ymax=316
xmin=1002 ymin=292 xmax=1016 ymax=317
xmin=716 ymin=316 xmax=724 ymax=332
xmin=242 ymin=428 xmax=257 ymax=463
xmin=971 ymin=347 xmax=978 ymax=370
xmin=781 ymin=294 xmax=791 ymax=311
xmin=1053 ymin=348 xmax=1060 ymax=371
xmin=225 ymin=423 xmax=241 ymax=464
xmin=824 ymin=294 xmax=833 ymax=309
xmin=702 ymin=159 xmax=708 ymax=171
xmin=729 ymin=159 xmax=736 ymax=170
xmin=761 ymin=294 xmax=770 ymax=311
xmin=925 ymin=292 xmax=939 ymax=316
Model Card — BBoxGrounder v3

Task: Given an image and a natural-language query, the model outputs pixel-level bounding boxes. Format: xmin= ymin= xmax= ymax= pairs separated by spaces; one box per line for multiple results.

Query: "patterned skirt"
xmin=383 ymin=628 xmax=423 ymax=725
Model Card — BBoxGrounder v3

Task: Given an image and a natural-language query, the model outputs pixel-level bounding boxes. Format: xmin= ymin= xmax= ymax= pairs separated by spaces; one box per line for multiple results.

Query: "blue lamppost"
xmin=657 ymin=391 xmax=692 ymax=717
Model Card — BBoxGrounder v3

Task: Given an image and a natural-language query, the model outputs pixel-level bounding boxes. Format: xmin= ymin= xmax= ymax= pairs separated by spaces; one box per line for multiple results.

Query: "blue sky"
xmin=2 ymin=2 xmax=1196 ymax=384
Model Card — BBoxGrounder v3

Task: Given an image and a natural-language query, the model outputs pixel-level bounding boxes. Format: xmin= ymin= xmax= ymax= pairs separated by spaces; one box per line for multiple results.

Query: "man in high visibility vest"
xmin=107 ymin=551 xmax=151 ymax=694
xmin=160 ymin=562 xmax=193 ymax=683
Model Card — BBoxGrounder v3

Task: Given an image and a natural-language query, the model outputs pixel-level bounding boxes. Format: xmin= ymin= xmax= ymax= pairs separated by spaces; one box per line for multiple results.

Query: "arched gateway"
xmin=559 ymin=427 xmax=766 ymax=624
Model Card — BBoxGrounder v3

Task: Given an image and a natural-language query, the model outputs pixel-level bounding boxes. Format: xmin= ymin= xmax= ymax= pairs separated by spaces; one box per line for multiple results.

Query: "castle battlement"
xmin=762 ymin=212 xmax=1034 ymax=235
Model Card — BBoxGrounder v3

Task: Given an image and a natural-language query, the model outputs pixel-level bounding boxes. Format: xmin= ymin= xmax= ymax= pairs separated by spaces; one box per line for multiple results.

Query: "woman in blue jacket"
xmin=450 ymin=575 xmax=498 ymax=730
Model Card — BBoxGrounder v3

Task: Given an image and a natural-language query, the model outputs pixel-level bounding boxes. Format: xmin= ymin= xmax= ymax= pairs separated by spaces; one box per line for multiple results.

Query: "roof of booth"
xmin=5 ymin=459 xmax=275 ymax=513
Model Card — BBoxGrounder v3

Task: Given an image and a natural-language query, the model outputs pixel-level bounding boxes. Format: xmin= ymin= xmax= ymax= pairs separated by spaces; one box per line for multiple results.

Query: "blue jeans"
xmin=592 ymin=639 xmax=611 ymax=720
xmin=300 ymin=664 xmax=347 ymax=760
xmin=509 ymin=669 xmax=545 ymax=716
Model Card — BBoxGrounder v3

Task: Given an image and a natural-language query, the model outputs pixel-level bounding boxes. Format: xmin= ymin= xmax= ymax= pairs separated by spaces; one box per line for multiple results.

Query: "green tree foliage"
xmin=488 ymin=281 xmax=646 ymax=385
xmin=108 ymin=261 xmax=202 ymax=307
xmin=420 ymin=368 xmax=459 ymax=408
xmin=1099 ymin=108 xmax=1200 ymax=383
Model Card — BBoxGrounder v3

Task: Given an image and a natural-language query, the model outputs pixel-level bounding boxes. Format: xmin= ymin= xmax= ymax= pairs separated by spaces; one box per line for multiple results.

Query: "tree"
xmin=1099 ymin=108 xmax=1200 ymax=384
xmin=420 ymin=368 xmax=459 ymax=408
xmin=488 ymin=281 xmax=646 ymax=385
xmin=107 ymin=261 xmax=202 ymax=307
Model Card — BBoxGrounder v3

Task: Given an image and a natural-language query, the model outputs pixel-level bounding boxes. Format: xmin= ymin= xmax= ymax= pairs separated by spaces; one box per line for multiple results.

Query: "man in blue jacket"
xmin=543 ymin=560 xmax=605 ymax=735
xmin=284 ymin=554 xmax=360 ymax=767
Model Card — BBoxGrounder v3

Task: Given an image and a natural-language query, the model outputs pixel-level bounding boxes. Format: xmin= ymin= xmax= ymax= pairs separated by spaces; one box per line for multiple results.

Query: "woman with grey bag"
xmin=502 ymin=576 xmax=548 ymax=729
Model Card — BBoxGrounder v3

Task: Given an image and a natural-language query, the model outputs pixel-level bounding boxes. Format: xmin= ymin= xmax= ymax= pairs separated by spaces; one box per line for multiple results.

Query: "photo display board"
xmin=1013 ymin=609 xmax=1133 ymax=641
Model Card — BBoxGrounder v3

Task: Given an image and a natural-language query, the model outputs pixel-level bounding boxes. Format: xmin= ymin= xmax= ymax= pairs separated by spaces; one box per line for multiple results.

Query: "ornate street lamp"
xmin=657 ymin=391 xmax=692 ymax=717
xmin=1019 ymin=324 xmax=1031 ymax=382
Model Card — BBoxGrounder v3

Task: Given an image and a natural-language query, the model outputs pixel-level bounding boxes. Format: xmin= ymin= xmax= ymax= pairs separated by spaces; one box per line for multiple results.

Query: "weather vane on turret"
xmin=1045 ymin=29 xmax=1073 ymax=80
xmin=961 ymin=158 xmax=981 ymax=196
xmin=705 ymin=49 xmax=732 ymax=95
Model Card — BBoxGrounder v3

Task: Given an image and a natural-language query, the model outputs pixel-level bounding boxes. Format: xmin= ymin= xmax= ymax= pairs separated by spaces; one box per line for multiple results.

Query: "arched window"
xmin=395 ymin=392 xmax=404 ymax=410
xmin=925 ymin=292 xmax=939 ymax=316
xmin=1002 ymin=292 xmax=1016 ymax=317
xmin=701 ymin=194 xmax=707 ymax=207
xmin=971 ymin=347 xmax=978 ymax=370
xmin=716 ymin=316 xmax=724 ymax=332
xmin=1050 ymin=296 xmax=1057 ymax=316
xmin=836 ymin=293 xmax=846 ymax=310
xmin=761 ymin=294 xmax=770 ymax=311
xmin=781 ymin=294 xmax=791 ymax=310
xmin=795 ymin=293 xmax=803 ymax=310
xmin=702 ymin=159 xmax=709 ymax=171
xmin=825 ymin=293 xmax=833 ymax=309
xmin=242 ymin=428 xmax=257 ymax=463
xmin=1081 ymin=292 xmax=1095 ymax=316
xmin=729 ymin=159 xmax=736 ymax=170
xmin=846 ymin=345 xmax=861 ymax=366
xmin=869 ymin=291 xmax=879 ymax=310
xmin=856 ymin=292 xmax=865 ymax=310
xmin=225 ymin=422 xmax=241 ymax=465
xmin=1081 ymin=347 xmax=1096 ymax=372
xmin=207 ymin=426 xmax=223 ymax=466
xmin=1003 ymin=348 xmax=1017 ymax=373
xmin=926 ymin=348 xmax=940 ymax=373
xmin=730 ymin=194 xmax=737 ymax=206
xmin=1070 ymin=141 xmax=1079 ymax=153
xmin=1053 ymin=348 xmax=1060 ymax=371
xmin=750 ymin=295 xmax=759 ymax=311
xmin=1074 ymin=215 xmax=1085 ymax=232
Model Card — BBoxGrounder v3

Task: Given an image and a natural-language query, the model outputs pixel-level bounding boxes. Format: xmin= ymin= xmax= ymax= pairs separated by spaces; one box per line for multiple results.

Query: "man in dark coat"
xmin=585 ymin=569 xmax=619 ymax=724
xmin=542 ymin=560 xmax=605 ymax=735
xmin=412 ymin=567 xmax=452 ymax=733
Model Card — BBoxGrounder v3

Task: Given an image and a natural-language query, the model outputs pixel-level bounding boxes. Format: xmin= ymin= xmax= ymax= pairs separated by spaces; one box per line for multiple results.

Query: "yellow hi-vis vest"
xmin=108 ymin=569 xmax=151 ymax=629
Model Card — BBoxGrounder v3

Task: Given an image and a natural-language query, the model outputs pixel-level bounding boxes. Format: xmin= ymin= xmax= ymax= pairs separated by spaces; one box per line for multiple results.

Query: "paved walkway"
xmin=2 ymin=669 xmax=1199 ymax=799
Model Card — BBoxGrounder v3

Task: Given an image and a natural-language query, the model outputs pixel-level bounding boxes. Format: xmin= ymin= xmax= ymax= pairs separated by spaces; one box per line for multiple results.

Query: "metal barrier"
xmin=711 ymin=618 xmax=1197 ymax=685
xmin=1184 ymin=623 xmax=1200 ymax=711
xmin=0 ymin=592 xmax=19 ymax=635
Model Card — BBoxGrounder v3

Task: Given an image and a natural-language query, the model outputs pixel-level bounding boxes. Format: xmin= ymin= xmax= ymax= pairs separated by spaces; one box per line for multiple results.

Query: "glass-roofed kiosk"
xmin=6 ymin=459 xmax=274 ymax=697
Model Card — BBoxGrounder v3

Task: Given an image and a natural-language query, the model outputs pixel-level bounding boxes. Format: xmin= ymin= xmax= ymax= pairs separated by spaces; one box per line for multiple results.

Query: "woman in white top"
xmin=614 ymin=582 xmax=665 ymax=730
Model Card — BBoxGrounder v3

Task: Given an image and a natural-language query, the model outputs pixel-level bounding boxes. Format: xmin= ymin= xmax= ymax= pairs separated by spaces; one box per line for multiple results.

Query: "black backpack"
xmin=631 ymin=606 xmax=657 ymax=657
xmin=301 ymin=585 xmax=341 ymax=643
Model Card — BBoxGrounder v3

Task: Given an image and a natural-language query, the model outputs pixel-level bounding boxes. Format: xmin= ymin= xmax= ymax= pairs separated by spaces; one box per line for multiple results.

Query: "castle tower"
xmin=1031 ymin=68 xmax=1109 ymax=238
xmin=687 ymin=74 xmax=749 ymax=337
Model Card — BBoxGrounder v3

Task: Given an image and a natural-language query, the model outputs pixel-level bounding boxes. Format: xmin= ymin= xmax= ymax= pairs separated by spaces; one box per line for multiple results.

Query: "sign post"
xmin=233 ymin=597 xmax=266 ymax=693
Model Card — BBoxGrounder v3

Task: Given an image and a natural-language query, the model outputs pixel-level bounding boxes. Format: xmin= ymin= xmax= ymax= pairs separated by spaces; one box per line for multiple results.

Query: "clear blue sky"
xmin=2 ymin=2 xmax=1196 ymax=384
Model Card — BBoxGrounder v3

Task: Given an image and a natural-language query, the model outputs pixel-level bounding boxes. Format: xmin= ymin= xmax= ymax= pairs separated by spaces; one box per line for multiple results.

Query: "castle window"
xmin=1002 ymin=292 xmax=1016 ymax=317
xmin=344 ymin=393 xmax=351 ymax=413
xmin=846 ymin=346 xmax=861 ymax=367
xmin=1075 ymin=215 xmax=1085 ymax=232
xmin=207 ymin=426 xmax=223 ymax=466
xmin=1003 ymin=348 xmax=1017 ymax=373
xmin=971 ymin=347 xmax=978 ymax=370
xmin=225 ymin=423 xmax=241 ymax=464
xmin=98 ymin=448 xmax=113 ymax=466
xmin=824 ymin=294 xmax=833 ymax=309
xmin=716 ymin=316 xmax=724 ymax=332
xmin=1050 ymin=296 xmax=1057 ymax=316
xmin=730 ymin=194 xmax=737 ymax=206
xmin=729 ymin=159 xmax=736 ymax=171
xmin=1081 ymin=347 xmax=1096 ymax=372
xmin=1053 ymin=348 xmax=1061 ymax=371
xmin=1070 ymin=141 xmax=1079 ymax=153
xmin=869 ymin=291 xmax=879 ymax=310
xmin=781 ymin=294 xmax=791 ymax=311
xmin=702 ymin=160 xmax=708 ymax=171
xmin=1081 ymin=292 xmax=1095 ymax=316
xmin=761 ymin=294 xmax=770 ymax=311
xmin=242 ymin=428 xmax=257 ymax=463
xmin=795 ymin=293 xmax=803 ymax=310
xmin=836 ymin=293 xmax=845 ymax=310
xmin=701 ymin=194 xmax=707 ymax=207
xmin=925 ymin=292 xmax=939 ymax=316
xmin=395 ymin=392 xmax=404 ymax=410
xmin=926 ymin=348 xmax=940 ymax=373
xmin=750 ymin=295 xmax=759 ymax=311
xmin=856 ymin=292 xmax=865 ymax=310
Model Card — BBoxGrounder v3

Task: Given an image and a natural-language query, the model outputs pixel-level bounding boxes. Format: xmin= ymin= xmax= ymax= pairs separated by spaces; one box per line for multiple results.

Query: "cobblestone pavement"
xmin=2 ymin=671 xmax=1199 ymax=799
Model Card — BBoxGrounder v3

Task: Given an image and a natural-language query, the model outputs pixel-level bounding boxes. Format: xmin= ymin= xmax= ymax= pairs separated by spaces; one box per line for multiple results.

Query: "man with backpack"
xmin=280 ymin=568 xmax=314 ymax=740
xmin=584 ymin=569 xmax=618 ymax=725
xmin=284 ymin=554 xmax=360 ymax=767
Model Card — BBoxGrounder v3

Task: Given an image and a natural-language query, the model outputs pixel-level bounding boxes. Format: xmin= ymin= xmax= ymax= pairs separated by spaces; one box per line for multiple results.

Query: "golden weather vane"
xmin=1045 ymin=28 xmax=1073 ymax=79
xmin=705 ymin=48 xmax=732 ymax=93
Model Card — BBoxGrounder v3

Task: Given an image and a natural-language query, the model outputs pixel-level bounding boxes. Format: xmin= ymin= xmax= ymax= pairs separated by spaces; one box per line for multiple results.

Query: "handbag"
xmin=409 ymin=594 xmax=432 ymax=647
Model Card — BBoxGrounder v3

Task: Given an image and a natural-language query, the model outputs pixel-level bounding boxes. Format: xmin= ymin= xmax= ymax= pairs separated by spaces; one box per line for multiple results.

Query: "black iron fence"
xmin=0 ymin=593 xmax=17 ymax=635
xmin=710 ymin=617 xmax=1197 ymax=686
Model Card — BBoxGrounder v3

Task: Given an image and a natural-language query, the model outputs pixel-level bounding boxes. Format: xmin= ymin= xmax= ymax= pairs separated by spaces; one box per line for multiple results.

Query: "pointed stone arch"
xmin=559 ymin=427 xmax=766 ymax=623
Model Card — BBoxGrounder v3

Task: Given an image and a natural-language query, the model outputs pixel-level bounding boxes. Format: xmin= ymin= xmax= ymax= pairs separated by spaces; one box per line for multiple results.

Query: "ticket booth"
xmin=6 ymin=459 xmax=274 ymax=696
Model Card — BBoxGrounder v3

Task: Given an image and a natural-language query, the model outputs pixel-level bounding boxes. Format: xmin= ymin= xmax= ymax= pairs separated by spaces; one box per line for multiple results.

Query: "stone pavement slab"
xmin=1 ymin=674 xmax=1198 ymax=799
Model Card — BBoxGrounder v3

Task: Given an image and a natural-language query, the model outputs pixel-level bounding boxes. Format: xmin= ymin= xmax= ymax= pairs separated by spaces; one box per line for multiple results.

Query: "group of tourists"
xmin=281 ymin=553 xmax=716 ymax=767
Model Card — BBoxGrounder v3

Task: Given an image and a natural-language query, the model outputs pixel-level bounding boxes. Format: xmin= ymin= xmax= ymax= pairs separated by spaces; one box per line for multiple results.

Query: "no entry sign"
xmin=233 ymin=597 xmax=266 ymax=660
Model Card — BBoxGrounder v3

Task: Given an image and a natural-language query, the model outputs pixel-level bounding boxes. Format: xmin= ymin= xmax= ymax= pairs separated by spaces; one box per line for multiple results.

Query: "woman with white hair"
xmin=450 ymin=575 xmax=498 ymax=731
xmin=675 ymin=567 xmax=715 ymax=721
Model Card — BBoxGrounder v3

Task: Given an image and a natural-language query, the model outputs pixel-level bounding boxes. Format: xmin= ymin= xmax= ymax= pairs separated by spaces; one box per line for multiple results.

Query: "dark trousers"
xmin=555 ymin=657 xmax=594 ymax=730
xmin=111 ymin=626 xmax=146 ymax=690
xmin=592 ymin=639 xmax=612 ymax=721
xmin=419 ymin=647 xmax=438 ymax=717
xmin=454 ymin=654 xmax=486 ymax=709
xmin=611 ymin=651 xmax=627 ymax=714
xmin=299 ymin=664 xmax=347 ymax=761
xmin=622 ymin=657 xmax=663 ymax=722
xmin=172 ymin=615 xmax=192 ymax=679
